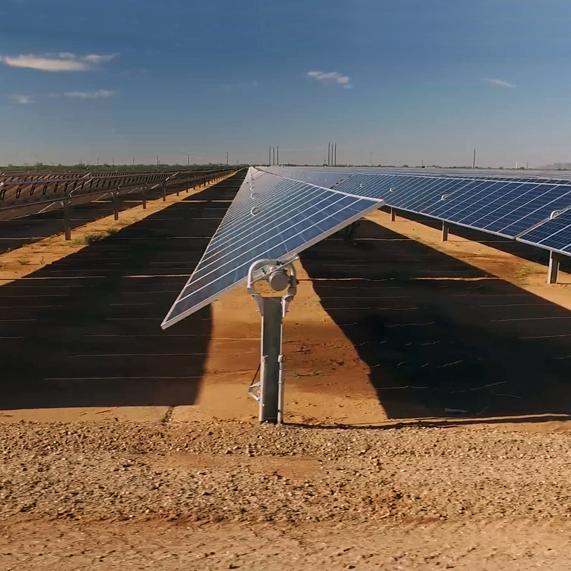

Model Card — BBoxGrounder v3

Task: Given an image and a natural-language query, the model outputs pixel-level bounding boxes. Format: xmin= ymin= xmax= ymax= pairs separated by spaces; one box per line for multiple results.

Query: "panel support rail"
xmin=247 ymin=258 xmax=298 ymax=424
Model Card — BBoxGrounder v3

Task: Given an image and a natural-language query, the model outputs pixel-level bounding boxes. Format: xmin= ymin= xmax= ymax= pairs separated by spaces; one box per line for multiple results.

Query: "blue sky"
xmin=1 ymin=0 xmax=570 ymax=166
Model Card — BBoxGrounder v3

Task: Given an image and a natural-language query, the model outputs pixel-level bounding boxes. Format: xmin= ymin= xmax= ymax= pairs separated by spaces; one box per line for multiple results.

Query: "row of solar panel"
xmin=267 ymin=168 xmax=571 ymax=256
xmin=267 ymin=166 xmax=571 ymax=188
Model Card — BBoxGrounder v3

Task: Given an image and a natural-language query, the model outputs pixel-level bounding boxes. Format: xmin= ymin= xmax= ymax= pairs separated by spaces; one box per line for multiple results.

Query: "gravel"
xmin=1 ymin=420 xmax=570 ymax=569
xmin=0 ymin=420 xmax=569 ymax=524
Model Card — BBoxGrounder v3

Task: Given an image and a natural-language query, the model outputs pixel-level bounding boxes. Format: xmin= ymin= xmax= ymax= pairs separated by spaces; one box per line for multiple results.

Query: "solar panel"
xmin=518 ymin=208 xmax=571 ymax=254
xmin=161 ymin=168 xmax=383 ymax=328
xmin=272 ymin=167 xmax=571 ymax=256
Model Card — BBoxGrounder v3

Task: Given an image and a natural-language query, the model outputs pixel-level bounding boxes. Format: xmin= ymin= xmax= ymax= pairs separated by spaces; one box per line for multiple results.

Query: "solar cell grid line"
xmin=363 ymin=175 xmax=571 ymax=240
xmin=334 ymin=173 xmax=418 ymax=200
xmin=433 ymin=179 xmax=521 ymax=223
xmin=492 ymin=187 xmax=571 ymax=235
xmin=457 ymin=182 xmax=541 ymax=227
xmin=478 ymin=183 xmax=563 ymax=233
xmin=292 ymin=171 xmax=348 ymax=188
xmin=197 ymin=180 xmax=335 ymax=267
xmin=470 ymin=183 xmax=569 ymax=232
xmin=426 ymin=180 xmax=507 ymax=219
xmin=425 ymin=179 xmax=507 ymax=217
xmin=172 ymin=193 xmax=373 ymax=310
xmin=162 ymin=171 xmax=382 ymax=328
xmin=208 ymin=177 xmax=323 ymax=241
xmin=335 ymin=174 xmax=397 ymax=196
xmin=392 ymin=176 xmax=472 ymax=211
xmin=517 ymin=208 xmax=571 ymax=254
xmin=242 ymin=167 xmax=571 ymax=248
xmin=198 ymin=173 xmax=376 ymax=265
xmin=339 ymin=174 xmax=485 ymax=210
xmin=209 ymin=171 xmax=275 ymax=227
xmin=362 ymin=174 xmax=426 ymax=199
xmin=197 ymin=187 xmax=343 ymax=268
xmin=210 ymin=179 xmax=329 ymax=246
xmin=383 ymin=176 xmax=439 ymax=209
xmin=380 ymin=175 xmax=445 ymax=209
xmin=209 ymin=176 xmax=348 ymax=242
xmin=393 ymin=178 xmax=488 ymax=217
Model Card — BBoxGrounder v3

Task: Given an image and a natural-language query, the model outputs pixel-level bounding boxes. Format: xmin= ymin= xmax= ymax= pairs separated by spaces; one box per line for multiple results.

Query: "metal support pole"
xmin=141 ymin=187 xmax=147 ymax=209
xmin=547 ymin=251 xmax=560 ymax=284
xmin=390 ymin=207 xmax=396 ymax=222
xmin=162 ymin=180 xmax=167 ymax=201
xmin=247 ymin=259 xmax=297 ymax=424
xmin=442 ymin=221 xmax=449 ymax=242
xmin=259 ymin=297 xmax=284 ymax=423
xmin=112 ymin=189 xmax=120 ymax=220
xmin=62 ymin=198 xmax=71 ymax=240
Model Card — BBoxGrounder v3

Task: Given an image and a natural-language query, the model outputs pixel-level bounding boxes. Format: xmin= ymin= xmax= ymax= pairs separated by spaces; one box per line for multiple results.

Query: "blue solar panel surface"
xmin=269 ymin=167 xmax=571 ymax=253
xmin=518 ymin=208 xmax=571 ymax=254
xmin=162 ymin=168 xmax=383 ymax=328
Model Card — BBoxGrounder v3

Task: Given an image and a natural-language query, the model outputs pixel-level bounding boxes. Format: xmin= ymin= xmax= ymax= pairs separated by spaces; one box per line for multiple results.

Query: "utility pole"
xmin=226 ymin=151 xmax=229 ymax=165
xmin=187 ymin=154 xmax=190 ymax=166
xmin=334 ymin=142 xmax=337 ymax=166
xmin=472 ymin=148 xmax=476 ymax=169
xmin=276 ymin=145 xmax=279 ymax=166
xmin=327 ymin=142 xmax=331 ymax=166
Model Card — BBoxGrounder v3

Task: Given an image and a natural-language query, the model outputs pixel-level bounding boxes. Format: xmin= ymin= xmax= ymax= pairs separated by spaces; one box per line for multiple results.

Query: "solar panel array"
xmin=265 ymin=167 xmax=571 ymax=256
xmin=0 ymin=167 xmax=234 ymax=221
xmin=163 ymin=166 xmax=571 ymax=327
xmin=161 ymin=168 xmax=383 ymax=327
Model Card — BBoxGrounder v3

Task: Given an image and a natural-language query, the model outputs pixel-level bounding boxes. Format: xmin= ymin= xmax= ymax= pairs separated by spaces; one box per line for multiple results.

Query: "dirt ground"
xmin=0 ymin=178 xmax=570 ymax=569
xmin=1 ymin=421 xmax=570 ymax=570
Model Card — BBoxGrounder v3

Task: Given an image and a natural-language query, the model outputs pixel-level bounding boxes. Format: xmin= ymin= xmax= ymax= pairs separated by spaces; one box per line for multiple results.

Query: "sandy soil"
xmin=1 ymin=421 xmax=570 ymax=570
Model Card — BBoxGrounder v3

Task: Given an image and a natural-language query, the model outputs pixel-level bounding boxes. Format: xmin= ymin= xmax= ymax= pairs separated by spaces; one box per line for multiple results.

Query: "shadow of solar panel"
xmin=162 ymin=168 xmax=382 ymax=328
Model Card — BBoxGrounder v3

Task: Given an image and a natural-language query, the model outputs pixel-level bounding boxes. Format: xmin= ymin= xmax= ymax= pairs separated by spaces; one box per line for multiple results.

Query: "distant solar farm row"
xmin=0 ymin=166 xmax=235 ymax=221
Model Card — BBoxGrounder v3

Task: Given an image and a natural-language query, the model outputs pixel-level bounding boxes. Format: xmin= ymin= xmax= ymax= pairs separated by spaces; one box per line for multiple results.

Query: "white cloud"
xmin=63 ymin=89 xmax=117 ymax=99
xmin=9 ymin=94 xmax=33 ymax=104
xmin=307 ymin=70 xmax=353 ymax=89
xmin=483 ymin=77 xmax=515 ymax=89
xmin=0 ymin=52 xmax=118 ymax=72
